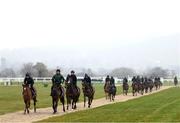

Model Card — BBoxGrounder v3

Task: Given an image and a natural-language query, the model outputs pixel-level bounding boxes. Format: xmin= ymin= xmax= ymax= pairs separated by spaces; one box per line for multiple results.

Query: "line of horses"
xmin=22 ymin=81 xmax=95 ymax=114
xmin=123 ymin=78 xmax=163 ymax=96
xmin=22 ymin=78 xmax=163 ymax=114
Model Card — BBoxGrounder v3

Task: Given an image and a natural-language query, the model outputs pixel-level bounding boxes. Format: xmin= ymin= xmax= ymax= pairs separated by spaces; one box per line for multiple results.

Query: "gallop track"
xmin=0 ymin=86 xmax=172 ymax=123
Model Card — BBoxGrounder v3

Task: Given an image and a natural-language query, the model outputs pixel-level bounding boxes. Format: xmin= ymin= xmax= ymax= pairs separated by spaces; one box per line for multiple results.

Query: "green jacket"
xmin=52 ymin=74 xmax=64 ymax=85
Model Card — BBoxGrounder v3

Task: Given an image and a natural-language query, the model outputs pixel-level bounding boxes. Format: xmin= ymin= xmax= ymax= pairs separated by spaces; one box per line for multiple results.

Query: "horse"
xmin=51 ymin=84 xmax=65 ymax=114
xmin=82 ymin=81 xmax=95 ymax=108
xmin=109 ymin=85 xmax=116 ymax=101
xmin=138 ymin=82 xmax=144 ymax=95
xmin=148 ymin=80 xmax=154 ymax=92
xmin=104 ymin=81 xmax=110 ymax=100
xmin=22 ymin=84 xmax=37 ymax=114
xmin=123 ymin=82 xmax=129 ymax=95
xmin=65 ymin=82 xmax=80 ymax=110
xmin=132 ymin=82 xmax=138 ymax=96
xmin=154 ymin=80 xmax=159 ymax=90
xmin=174 ymin=80 xmax=178 ymax=86
xmin=144 ymin=81 xmax=149 ymax=93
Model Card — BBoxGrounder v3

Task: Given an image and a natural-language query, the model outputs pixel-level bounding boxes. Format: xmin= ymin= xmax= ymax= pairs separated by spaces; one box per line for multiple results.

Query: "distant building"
xmin=1 ymin=57 xmax=7 ymax=70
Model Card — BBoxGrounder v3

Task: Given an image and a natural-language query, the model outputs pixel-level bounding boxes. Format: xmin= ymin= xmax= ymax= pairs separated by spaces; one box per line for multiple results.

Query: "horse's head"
xmin=22 ymin=84 xmax=31 ymax=97
xmin=22 ymin=84 xmax=29 ymax=92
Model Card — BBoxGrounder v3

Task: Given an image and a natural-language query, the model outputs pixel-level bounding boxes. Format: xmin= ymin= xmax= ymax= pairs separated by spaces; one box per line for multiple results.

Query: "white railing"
xmin=0 ymin=77 xmax=176 ymax=86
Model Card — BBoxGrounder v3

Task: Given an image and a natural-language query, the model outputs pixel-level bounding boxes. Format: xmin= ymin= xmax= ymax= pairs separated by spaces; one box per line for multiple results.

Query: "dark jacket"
xmin=84 ymin=76 xmax=91 ymax=84
xmin=24 ymin=77 xmax=34 ymax=87
xmin=70 ymin=74 xmax=77 ymax=85
xmin=110 ymin=77 xmax=115 ymax=86
xmin=52 ymin=74 xmax=64 ymax=85
xmin=105 ymin=77 xmax=110 ymax=82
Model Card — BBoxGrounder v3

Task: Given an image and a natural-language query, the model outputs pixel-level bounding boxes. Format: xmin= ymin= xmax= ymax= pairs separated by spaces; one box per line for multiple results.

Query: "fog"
xmin=0 ymin=0 xmax=179 ymax=72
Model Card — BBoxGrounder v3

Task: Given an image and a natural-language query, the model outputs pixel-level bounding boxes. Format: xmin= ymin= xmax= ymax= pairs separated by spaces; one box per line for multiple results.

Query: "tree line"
xmin=0 ymin=62 xmax=177 ymax=78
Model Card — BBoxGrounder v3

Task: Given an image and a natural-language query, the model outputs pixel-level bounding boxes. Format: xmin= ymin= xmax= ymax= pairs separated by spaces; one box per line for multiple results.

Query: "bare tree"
xmin=0 ymin=68 xmax=16 ymax=77
xmin=33 ymin=62 xmax=48 ymax=77
xmin=110 ymin=67 xmax=136 ymax=78
xmin=21 ymin=63 xmax=37 ymax=76
xmin=145 ymin=67 xmax=168 ymax=78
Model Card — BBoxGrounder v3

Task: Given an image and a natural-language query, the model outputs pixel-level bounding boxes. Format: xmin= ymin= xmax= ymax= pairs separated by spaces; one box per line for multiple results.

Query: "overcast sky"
xmin=0 ymin=0 xmax=179 ymax=70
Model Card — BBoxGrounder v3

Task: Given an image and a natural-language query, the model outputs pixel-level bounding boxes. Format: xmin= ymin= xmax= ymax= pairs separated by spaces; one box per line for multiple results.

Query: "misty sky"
xmin=0 ymin=0 xmax=180 ymax=70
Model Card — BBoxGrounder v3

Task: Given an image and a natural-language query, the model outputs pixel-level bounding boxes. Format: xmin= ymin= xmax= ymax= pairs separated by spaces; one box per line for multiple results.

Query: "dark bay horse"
xmin=144 ymin=81 xmax=149 ymax=93
xmin=104 ymin=81 xmax=116 ymax=101
xmin=109 ymin=84 xmax=116 ymax=101
xmin=138 ymin=82 xmax=144 ymax=95
xmin=149 ymin=80 xmax=154 ymax=92
xmin=65 ymin=82 xmax=80 ymax=110
xmin=123 ymin=82 xmax=129 ymax=95
xmin=154 ymin=80 xmax=159 ymax=90
xmin=51 ymin=85 xmax=65 ymax=114
xmin=82 ymin=81 xmax=95 ymax=108
xmin=132 ymin=82 xmax=138 ymax=96
xmin=22 ymin=84 xmax=36 ymax=114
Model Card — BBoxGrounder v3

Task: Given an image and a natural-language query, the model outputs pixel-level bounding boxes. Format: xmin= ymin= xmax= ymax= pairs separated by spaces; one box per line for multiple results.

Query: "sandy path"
xmin=0 ymin=86 xmax=172 ymax=123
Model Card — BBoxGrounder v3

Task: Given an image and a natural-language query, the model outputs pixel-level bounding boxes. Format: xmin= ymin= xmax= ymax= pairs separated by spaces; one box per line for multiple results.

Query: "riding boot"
xmin=31 ymin=88 xmax=37 ymax=102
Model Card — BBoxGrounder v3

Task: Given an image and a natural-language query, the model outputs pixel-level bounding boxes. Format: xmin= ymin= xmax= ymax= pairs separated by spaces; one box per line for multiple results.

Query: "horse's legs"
xmin=71 ymin=100 xmax=74 ymax=109
xmin=74 ymin=102 xmax=77 ymax=109
xmin=88 ymin=97 xmax=91 ymax=108
xmin=27 ymin=101 xmax=30 ymax=114
xmin=54 ymin=101 xmax=58 ymax=114
xmin=52 ymin=99 xmax=55 ymax=113
xmin=109 ymin=94 xmax=111 ymax=102
xmin=60 ymin=97 xmax=65 ymax=112
xmin=72 ymin=100 xmax=76 ymax=109
xmin=84 ymin=95 xmax=86 ymax=108
xmin=66 ymin=97 xmax=70 ymax=110
xmin=132 ymin=89 xmax=134 ymax=96
xmin=24 ymin=101 xmax=27 ymax=114
xmin=33 ymin=98 xmax=36 ymax=113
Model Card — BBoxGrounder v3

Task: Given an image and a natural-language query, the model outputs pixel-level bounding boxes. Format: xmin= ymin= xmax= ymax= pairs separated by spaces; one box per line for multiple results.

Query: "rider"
xmin=132 ymin=76 xmax=136 ymax=83
xmin=174 ymin=76 xmax=178 ymax=85
xmin=110 ymin=76 xmax=115 ymax=87
xmin=69 ymin=70 xmax=77 ymax=89
xmin=123 ymin=77 xmax=128 ymax=85
xmin=24 ymin=73 xmax=36 ymax=100
xmin=141 ymin=77 xmax=144 ymax=84
xmin=136 ymin=76 xmax=141 ymax=84
xmin=51 ymin=69 xmax=65 ymax=96
xmin=83 ymin=73 xmax=92 ymax=90
xmin=104 ymin=75 xmax=110 ymax=89
xmin=83 ymin=74 xmax=91 ymax=85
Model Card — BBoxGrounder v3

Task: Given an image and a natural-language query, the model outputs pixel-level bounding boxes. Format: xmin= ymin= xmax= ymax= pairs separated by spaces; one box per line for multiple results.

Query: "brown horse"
xmin=109 ymin=85 xmax=116 ymax=101
xmin=104 ymin=81 xmax=110 ymax=100
xmin=65 ymin=82 xmax=80 ymax=110
xmin=132 ymin=82 xmax=138 ymax=96
xmin=104 ymin=81 xmax=116 ymax=101
xmin=123 ymin=82 xmax=129 ymax=95
xmin=82 ymin=81 xmax=95 ymax=108
xmin=51 ymin=85 xmax=65 ymax=114
xmin=22 ymin=84 xmax=36 ymax=114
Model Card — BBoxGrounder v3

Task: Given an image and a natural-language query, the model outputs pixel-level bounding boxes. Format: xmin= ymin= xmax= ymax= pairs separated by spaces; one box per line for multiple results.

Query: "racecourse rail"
xmin=0 ymin=77 xmax=175 ymax=86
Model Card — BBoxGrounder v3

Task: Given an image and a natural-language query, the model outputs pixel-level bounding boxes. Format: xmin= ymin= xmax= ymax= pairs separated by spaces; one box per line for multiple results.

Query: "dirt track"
xmin=0 ymin=86 xmax=172 ymax=123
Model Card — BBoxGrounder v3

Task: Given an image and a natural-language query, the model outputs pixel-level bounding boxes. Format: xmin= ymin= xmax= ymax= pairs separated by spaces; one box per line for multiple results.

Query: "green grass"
xmin=39 ymin=87 xmax=180 ymax=122
xmin=0 ymin=82 xmax=123 ymax=115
